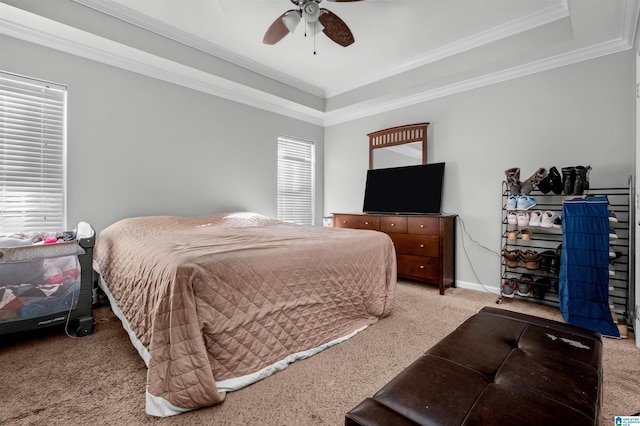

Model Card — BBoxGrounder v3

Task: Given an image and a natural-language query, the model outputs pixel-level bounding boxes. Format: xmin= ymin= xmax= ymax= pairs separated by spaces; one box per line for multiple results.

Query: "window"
xmin=277 ymin=136 xmax=314 ymax=226
xmin=0 ymin=71 xmax=67 ymax=234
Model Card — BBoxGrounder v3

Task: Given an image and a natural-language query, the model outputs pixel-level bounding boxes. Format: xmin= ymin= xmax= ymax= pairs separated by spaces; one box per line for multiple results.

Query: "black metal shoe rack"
xmin=499 ymin=176 xmax=635 ymax=331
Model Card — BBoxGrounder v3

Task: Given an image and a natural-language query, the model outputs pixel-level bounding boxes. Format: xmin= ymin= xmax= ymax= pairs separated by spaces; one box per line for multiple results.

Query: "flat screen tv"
xmin=363 ymin=162 xmax=445 ymax=214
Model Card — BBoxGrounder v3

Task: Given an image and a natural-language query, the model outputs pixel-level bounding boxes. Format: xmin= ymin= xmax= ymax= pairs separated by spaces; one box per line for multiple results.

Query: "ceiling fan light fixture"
xmin=302 ymin=2 xmax=321 ymax=23
xmin=307 ymin=20 xmax=324 ymax=35
xmin=282 ymin=10 xmax=302 ymax=33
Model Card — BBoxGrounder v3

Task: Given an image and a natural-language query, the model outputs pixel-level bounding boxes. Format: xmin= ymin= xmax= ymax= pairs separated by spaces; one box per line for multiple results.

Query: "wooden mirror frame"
xmin=368 ymin=122 xmax=429 ymax=169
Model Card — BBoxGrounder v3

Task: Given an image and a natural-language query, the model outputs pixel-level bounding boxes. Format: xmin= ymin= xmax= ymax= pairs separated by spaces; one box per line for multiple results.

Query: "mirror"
xmin=372 ymin=141 xmax=424 ymax=169
xmin=368 ymin=123 xmax=429 ymax=169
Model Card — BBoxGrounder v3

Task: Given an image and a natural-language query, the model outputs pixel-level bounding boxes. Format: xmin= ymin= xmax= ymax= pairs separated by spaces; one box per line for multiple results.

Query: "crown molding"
xmin=324 ymin=36 xmax=633 ymax=126
xmin=325 ymin=0 xmax=571 ymax=97
xmin=71 ymin=0 xmax=327 ymax=98
xmin=0 ymin=6 xmax=325 ymax=126
xmin=2 ymin=1 xmax=637 ymax=128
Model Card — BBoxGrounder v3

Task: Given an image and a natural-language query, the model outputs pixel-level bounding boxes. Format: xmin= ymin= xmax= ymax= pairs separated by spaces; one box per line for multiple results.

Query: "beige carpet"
xmin=1 ymin=281 xmax=638 ymax=425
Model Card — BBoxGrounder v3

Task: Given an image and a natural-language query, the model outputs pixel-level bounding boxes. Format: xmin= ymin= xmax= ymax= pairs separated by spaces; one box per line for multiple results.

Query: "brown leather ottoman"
xmin=346 ymin=307 xmax=602 ymax=425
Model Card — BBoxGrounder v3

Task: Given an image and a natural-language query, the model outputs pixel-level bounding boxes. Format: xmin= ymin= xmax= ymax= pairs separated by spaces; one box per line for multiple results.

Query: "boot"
xmin=561 ymin=166 xmax=575 ymax=195
xmin=520 ymin=168 xmax=548 ymax=195
xmin=538 ymin=171 xmax=552 ymax=194
xmin=573 ymin=165 xmax=588 ymax=195
xmin=549 ymin=166 xmax=563 ymax=194
xmin=538 ymin=166 xmax=560 ymax=194
xmin=505 ymin=167 xmax=521 ymax=195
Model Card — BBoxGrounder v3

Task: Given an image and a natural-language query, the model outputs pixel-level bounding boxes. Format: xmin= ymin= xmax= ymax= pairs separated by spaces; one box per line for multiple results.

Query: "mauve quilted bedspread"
xmin=94 ymin=212 xmax=396 ymax=416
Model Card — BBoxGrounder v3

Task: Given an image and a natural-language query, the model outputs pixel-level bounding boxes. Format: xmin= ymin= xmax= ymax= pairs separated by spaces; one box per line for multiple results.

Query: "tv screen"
xmin=363 ymin=162 xmax=445 ymax=214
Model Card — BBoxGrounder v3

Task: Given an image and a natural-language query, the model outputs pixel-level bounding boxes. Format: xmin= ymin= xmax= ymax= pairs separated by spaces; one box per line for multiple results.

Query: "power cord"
xmin=442 ymin=211 xmax=502 ymax=296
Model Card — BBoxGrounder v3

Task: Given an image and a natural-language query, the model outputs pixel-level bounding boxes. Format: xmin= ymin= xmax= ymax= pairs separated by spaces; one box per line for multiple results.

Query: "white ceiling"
xmin=1 ymin=0 xmax=639 ymax=125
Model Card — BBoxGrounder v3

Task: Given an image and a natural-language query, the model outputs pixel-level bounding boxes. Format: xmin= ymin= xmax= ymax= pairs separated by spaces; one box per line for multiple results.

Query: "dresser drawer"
xmin=390 ymin=234 xmax=439 ymax=257
xmin=408 ymin=217 xmax=440 ymax=234
xmin=380 ymin=216 xmax=408 ymax=233
xmin=333 ymin=214 xmax=380 ymax=230
xmin=397 ymin=254 xmax=439 ymax=281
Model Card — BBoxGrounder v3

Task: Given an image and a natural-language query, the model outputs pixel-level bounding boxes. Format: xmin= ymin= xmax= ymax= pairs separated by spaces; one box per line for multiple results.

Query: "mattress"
xmin=93 ymin=212 xmax=397 ymax=416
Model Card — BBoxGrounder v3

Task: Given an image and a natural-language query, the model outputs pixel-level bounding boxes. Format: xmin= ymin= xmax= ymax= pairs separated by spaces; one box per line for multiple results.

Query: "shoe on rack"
xmin=502 ymin=278 xmax=517 ymax=298
xmin=517 ymin=211 xmax=530 ymax=227
xmin=520 ymin=250 xmax=541 ymax=270
xmin=552 ymin=216 xmax=562 ymax=229
xmin=507 ymin=211 xmax=518 ymax=225
xmin=573 ymin=165 xmax=591 ymax=195
xmin=538 ymin=166 xmax=563 ymax=195
xmin=532 ymin=277 xmax=551 ymax=299
xmin=540 ymin=211 xmax=555 ymax=228
xmin=505 ymin=168 xmax=521 ymax=196
xmin=562 ymin=166 xmax=576 ymax=195
xmin=516 ymin=194 xmax=536 ymax=210
xmin=521 ymin=168 xmax=548 ymax=195
xmin=610 ymin=229 xmax=618 ymax=240
xmin=529 ymin=210 xmax=542 ymax=227
xmin=539 ymin=250 xmax=556 ymax=272
xmin=520 ymin=229 xmax=532 ymax=240
xmin=506 ymin=195 xmax=518 ymax=210
xmin=508 ymin=229 xmax=519 ymax=240
xmin=609 ymin=211 xmax=618 ymax=223
xmin=516 ymin=274 xmax=533 ymax=297
xmin=502 ymin=249 xmax=521 ymax=268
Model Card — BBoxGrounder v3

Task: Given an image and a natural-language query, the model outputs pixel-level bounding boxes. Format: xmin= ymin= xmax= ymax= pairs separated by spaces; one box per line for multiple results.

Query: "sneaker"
xmin=609 ymin=211 xmax=618 ymax=223
xmin=505 ymin=195 xmax=518 ymax=210
xmin=502 ymin=278 xmax=517 ymax=298
xmin=540 ymin=211 xmax=555 ymax=228
xmin=507 ymin=211 xmax=518 ymax=225
xmin=516 ymin=274 xmax=533 ymax=297
xmin=502 ymin=249 xmax=521 ymax=268
xmin=516 ymin=194 xmax=536 ymax=210
xmin=520 ymin=250 xmax=541 ymax=270
xmin=529 ymin=210 xmax=542 ymax=226
xmin=517 ymin=211 xmax=530 ymax=227
xmin=552 ymin=216 xmax=562 ymax=228
xmin=610 ymin=229 xmax=618 ymax=240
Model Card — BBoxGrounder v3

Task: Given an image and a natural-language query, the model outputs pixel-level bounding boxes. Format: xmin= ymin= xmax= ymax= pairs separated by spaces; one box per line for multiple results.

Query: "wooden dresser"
xmin=333 ymin=213 xmax=456 ymax=294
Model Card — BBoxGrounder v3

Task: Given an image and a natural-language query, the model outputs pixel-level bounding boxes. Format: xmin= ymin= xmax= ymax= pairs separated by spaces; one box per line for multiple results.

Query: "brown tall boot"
xmin=505 ymin=167 xmax=521 ymax=195
xmin=521 ymin=168 xmax=548 ymax=195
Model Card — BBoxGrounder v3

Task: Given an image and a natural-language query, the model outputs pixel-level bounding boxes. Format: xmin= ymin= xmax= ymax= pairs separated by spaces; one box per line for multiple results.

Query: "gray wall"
xmin=324 ymin=51 xmax=635 ymax=293
xmin=1 ymin=35 xmax=324 ymax=234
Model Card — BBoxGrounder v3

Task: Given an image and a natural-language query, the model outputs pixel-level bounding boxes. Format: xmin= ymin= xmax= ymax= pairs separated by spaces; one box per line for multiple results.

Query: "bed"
xmin=93 ymin=212 xmax=397 ymax=417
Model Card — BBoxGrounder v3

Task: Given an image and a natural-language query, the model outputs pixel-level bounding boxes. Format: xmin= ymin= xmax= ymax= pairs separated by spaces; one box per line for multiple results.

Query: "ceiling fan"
xmin=263 ymin=0 xmax=363 ymax=50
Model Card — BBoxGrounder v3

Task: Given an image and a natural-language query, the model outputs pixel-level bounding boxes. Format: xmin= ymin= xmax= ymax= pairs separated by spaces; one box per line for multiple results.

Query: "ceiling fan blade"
xmin=263 ymin=12 xmax=291 ymax=45
xmin=319 ymin=9 xmax=355 ymax=47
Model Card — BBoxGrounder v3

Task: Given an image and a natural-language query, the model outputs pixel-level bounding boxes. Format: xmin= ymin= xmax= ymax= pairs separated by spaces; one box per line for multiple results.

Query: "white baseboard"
xmin=454 ymin=280 xmax=501 ymax=296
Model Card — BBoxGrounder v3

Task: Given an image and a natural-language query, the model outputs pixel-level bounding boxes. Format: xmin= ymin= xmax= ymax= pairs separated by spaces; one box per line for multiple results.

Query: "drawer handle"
xmin=420 ymin=224 xmax=424 ymax=228
xmin=342 ymin=221 xmax=347 ymax=224
xmin=365 ymin=221 xmax=369 ymax=225
xmin=390 ymin=223 xmax=395 ymax=227
xmin=420 ymin=244 xmax=425 ymax=248
xmin=420 ymin=265 xmax=425 ymax=269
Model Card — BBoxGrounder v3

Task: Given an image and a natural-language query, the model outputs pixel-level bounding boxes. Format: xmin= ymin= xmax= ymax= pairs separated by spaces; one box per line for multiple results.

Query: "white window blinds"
xmin=0 ymin=72 xmax=67 ymax=234
xmin=277 ymin=136 xmax=314 ymax=226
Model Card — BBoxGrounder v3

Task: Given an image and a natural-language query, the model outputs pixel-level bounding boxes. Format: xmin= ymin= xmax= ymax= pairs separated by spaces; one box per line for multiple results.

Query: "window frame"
xmin=0 ymin=71 xmax=67 ymax=234
xmin=277 ymin=135 xmax=315 ymax=226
